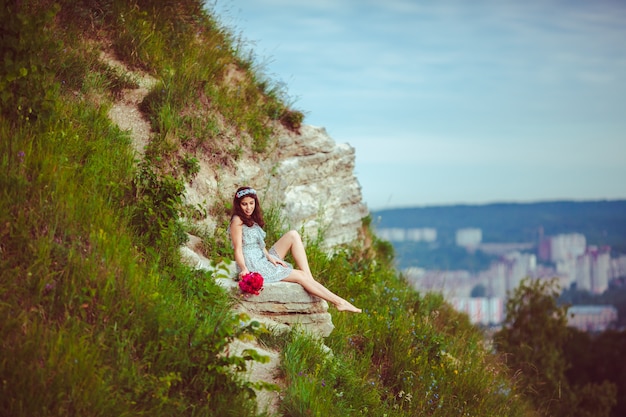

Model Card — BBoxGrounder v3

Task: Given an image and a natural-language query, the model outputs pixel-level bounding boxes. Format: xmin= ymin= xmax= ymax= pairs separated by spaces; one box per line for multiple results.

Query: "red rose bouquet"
xmin=239 ymin=272 xmax=264 ymax=295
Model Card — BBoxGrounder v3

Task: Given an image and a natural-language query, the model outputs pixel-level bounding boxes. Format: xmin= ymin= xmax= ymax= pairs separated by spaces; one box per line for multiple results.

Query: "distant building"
xmin=375 ymin=227 xmax=437 ymax=242
xmin=568 ymin=305 xmax=617 ymax=332
xmin=539 ymin=233 xmax=586 ymax=263
xmin=404 ymin=269 xmax=473 ymax=298
xmin=484 ymin=262 xmax=508 ymax=298
xmin=375 ymin=227 xmax=406 ymax=242
xmin=576 ymin=254 xmax=592 ymax=292
xmin=478 ymin=242 xmax=535 ymax=256
xmin=451 ymin=297 xmax=504 ymax=326
xmin=611 ymin=254 xmax=626 ymax=279
xmin=456 ymin=228 xmax=482 ymax=248
xmin=405 ymin=228 xmax=437 ymax=242
xmin=504 ymin=251 xmax=537 ymax=292
xmin=482 ymin=252 xmax=538 ymax=297
xmin=575 ymin=246 xmax=611 ymax=294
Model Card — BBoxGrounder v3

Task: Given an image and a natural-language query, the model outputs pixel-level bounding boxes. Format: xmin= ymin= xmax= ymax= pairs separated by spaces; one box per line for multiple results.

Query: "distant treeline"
xmin=373 ymin=200 xmax=626 ymax=253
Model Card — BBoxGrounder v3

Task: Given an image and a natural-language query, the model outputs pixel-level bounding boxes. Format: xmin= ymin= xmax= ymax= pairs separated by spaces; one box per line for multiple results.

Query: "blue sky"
xmin=213 ymin=0 xmax=626 ymax=210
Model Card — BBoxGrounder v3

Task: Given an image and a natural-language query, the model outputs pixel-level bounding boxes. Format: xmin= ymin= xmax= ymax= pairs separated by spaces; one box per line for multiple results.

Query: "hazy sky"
xmin=213 ymin=0 xmax=626 ymax=210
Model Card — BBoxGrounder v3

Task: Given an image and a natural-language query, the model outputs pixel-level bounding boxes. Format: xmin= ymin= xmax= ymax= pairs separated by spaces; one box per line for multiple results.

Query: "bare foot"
xmin=336 ymin=300 xmax=362 ymax=313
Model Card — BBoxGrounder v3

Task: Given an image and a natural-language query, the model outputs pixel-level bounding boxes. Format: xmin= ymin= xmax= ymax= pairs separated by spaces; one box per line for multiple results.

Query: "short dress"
xmin=234 ymin=222 xmax=293 ymax=283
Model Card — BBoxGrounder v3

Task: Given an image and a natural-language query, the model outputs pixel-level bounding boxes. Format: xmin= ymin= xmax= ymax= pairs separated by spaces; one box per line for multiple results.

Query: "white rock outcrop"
xmin=184 ymin=124 xmax=368 ymax=249
xmin=269 ymin=125 xmax=368 ymax=248
xmin=217 ymin=278 xmax=335 ymax=338
xmin=181 ymin=123 xmax=368 ymax=340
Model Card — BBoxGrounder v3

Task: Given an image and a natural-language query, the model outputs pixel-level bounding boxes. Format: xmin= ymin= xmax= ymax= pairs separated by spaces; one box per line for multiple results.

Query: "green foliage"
xmin=0 ymin=3 xmax=277 ymax=415
xmin=278 ymin=108 xmax=305 ymax=132
xmin=279 ymin=331 xmax=382 ymax=416
xmin=0 ymin=97 xmax=266 ymax=417
xmin=495 ymin=278 xmax=617 ymax=417
xmin=130 ymin=160 xmax=188 ymax=263
xmin=564 ymin=329 xmax=625 ymax=417
xmin=273 ymin=233 xmax=534 ymax=417
xmin=495 ymin=278 xmax=571 ymax=415
xmin=108 ymin=0 xmax=290 ymax=157
xmin=181 ymin=153 xmax=200 ymax=181
xmin=0 ymin=0 xmax=61 ymax=123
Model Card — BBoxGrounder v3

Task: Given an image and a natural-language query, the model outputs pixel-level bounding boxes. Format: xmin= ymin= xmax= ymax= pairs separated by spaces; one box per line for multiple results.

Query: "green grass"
xmin=0 ymin=87 xmax=266 ymax=417
xmin=266 ymin=234 xmax=536 ymax=417
xmin=1 ymin=1 xmax=536 ymax=416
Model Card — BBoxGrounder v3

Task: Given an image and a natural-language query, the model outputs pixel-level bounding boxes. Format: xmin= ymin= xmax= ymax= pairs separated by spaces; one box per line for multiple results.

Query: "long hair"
xmin=231 ymin=186 xmax=265 ymax=228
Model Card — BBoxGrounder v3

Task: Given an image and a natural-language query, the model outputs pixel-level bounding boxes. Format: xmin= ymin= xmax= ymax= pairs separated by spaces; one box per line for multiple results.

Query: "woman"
xmin=229 ymin=186 xmax=361 ymax=313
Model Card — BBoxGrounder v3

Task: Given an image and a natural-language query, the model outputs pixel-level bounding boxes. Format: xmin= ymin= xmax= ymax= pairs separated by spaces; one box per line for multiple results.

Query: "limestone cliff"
xmin=181 ymin=122 xmax=368 ymax=342
xmin=184 ymin=124 xmax=369 ymax=249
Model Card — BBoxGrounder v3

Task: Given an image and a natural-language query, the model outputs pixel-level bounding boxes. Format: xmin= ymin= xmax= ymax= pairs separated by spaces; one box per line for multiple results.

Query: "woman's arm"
xmin=230 ymin=216 xmax=249 ymax=278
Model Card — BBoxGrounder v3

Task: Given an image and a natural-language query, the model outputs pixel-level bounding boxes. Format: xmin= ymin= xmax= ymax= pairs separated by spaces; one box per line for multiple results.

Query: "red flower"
xmin=239 ymin=272 xmax=264 ymax=295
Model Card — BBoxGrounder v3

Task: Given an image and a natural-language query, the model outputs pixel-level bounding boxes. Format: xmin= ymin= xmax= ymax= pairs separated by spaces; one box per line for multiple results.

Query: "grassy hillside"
xmin=1 ymin=1 xmax=535 ymax=416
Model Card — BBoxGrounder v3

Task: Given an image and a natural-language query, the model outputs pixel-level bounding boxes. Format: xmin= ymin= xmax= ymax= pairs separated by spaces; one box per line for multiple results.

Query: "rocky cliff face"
xmin=184 ymin=124 xmax=369 ymax=249
xmin=182 ymin=123 xmax=368 ymax=338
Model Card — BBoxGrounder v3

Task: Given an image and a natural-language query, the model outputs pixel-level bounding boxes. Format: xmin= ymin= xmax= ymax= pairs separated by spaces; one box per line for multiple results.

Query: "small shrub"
xmin=180 ymin=153 xmax=200 ymax=181
xmin=279 ymin=108 xmax=304 ymax=133
xmin=130 ymin=160 xmax=187 ymax=255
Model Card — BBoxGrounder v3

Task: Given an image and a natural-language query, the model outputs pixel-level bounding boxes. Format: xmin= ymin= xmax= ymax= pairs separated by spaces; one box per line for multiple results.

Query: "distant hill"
xmin=372 ymin=200 xmax=626 ymax=253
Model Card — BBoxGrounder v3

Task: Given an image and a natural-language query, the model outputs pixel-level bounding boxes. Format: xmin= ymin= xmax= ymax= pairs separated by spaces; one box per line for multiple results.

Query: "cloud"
xmin=219 ymin=0 xmax=626 ymax=207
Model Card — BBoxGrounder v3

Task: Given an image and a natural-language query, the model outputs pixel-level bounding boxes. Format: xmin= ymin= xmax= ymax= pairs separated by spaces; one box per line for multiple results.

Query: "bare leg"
xmin=271 ymin=230 xmax=314 ymax=278
xmin=282 ymin=270 xmax=361 ymax=313
xmin=273 ymin=230 xmax=361 ymax=313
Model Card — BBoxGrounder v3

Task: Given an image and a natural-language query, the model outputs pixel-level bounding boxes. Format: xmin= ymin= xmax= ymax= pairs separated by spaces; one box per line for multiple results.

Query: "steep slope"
xmin=1 ymin=1 xmax=538 ymax=416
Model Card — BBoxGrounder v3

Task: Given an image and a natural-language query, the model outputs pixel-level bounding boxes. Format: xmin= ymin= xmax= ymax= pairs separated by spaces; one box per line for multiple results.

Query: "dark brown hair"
xmin=231 ymin=186 xmax=265 ymax=228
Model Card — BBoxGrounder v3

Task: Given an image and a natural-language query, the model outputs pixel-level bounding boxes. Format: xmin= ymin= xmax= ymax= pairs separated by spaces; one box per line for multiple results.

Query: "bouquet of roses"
xmin=238 ymin=272 xmax=264 ymax=296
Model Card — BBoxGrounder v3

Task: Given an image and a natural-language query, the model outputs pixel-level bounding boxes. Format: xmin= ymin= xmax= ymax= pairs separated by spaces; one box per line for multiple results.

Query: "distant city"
xmin=375 ymin=226 xmax=626 ymax=332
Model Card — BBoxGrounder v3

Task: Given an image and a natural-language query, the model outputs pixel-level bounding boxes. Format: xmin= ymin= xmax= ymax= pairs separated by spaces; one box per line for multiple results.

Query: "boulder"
xmin=181 ymin=242 xmax=335 ymax=338
xmin=216 ymin=278 xmax=335 ymax=338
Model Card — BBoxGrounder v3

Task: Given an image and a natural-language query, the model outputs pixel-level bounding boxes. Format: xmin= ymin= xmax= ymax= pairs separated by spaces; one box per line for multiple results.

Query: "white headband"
xmin=236 ymin=188 xmax=257 ymax=199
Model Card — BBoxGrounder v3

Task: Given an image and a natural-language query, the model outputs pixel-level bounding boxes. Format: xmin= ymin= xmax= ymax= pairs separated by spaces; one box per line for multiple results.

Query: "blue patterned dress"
xmin=236 ymin=223 xmax=293 ymax=283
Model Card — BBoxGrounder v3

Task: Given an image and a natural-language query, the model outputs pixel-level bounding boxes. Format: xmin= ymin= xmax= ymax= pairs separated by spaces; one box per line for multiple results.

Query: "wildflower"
xmin=17 ymin=151 xmax=25 ymax=163
xmin=43 ymin=282 xmax=56 ymax=294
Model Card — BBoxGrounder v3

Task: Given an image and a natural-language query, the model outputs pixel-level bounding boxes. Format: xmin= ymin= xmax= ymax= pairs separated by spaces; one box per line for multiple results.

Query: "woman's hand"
xmin=268 ymin=255 xmax=287 ymax=267
xmin=239 ymin=267 xmax=250 ymax=279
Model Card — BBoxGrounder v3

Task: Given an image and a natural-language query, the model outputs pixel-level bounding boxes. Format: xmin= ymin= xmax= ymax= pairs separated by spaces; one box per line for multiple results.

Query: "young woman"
xmin=229 ymin=186 xmax=361 ymax=313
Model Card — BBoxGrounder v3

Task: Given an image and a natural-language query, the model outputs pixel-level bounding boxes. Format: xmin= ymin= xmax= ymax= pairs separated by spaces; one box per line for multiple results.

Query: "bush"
xmin=0 ymin=1 xmax=60 ymax=123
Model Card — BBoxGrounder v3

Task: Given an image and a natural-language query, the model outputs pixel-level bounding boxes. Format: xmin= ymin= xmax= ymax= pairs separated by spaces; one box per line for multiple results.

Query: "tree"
xmin=565 ymin=329 xmax=624 ymax=417
xmin=495 ymin=278 xmax=572 ymax=416
xmin=494 ymin=278 xmax=616 ymax=417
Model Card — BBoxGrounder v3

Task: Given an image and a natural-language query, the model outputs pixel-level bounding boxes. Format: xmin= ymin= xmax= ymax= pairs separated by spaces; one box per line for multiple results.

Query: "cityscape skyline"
xmin=396 ymin=228 xmax=626 ymax=328
xmin=215 ymin=0 xmax=626 ymax=210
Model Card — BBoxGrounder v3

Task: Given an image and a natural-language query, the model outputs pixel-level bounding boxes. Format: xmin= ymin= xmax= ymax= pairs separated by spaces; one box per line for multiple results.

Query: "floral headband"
xmin=236 ymin=188 xmax=257 ymax=199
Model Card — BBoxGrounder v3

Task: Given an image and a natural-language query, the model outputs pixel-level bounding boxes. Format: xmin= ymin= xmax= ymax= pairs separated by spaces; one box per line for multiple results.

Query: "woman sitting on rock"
xmin=229 ymin=186 xmax=361 ymax=313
